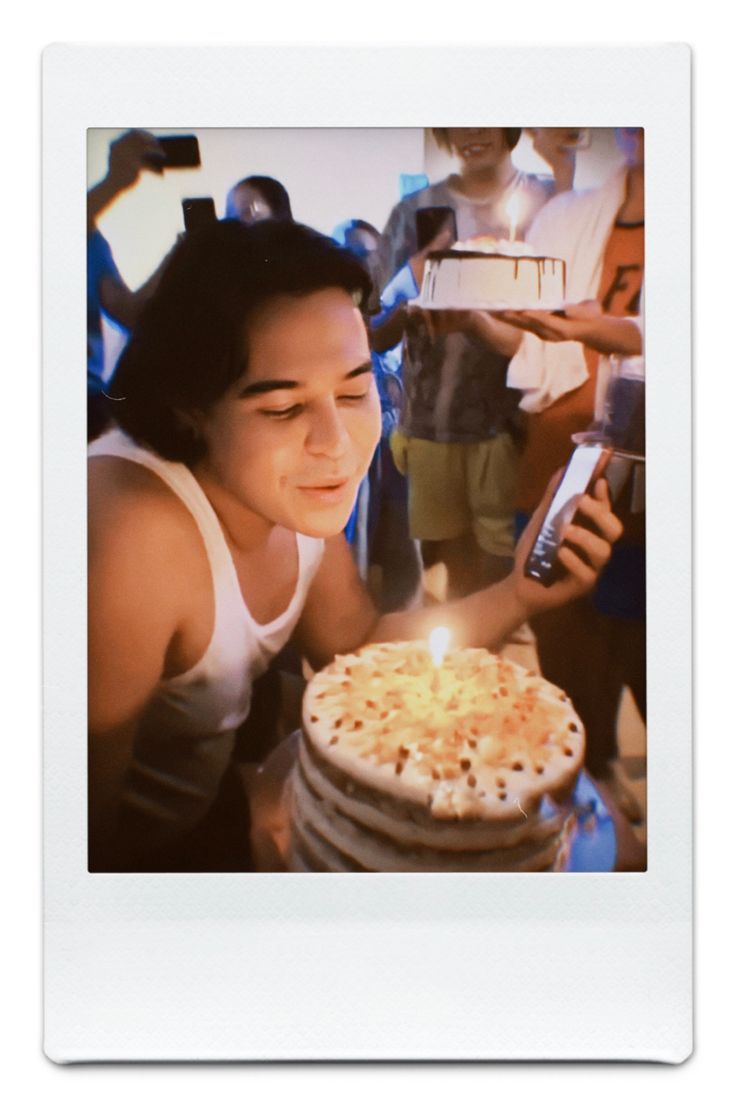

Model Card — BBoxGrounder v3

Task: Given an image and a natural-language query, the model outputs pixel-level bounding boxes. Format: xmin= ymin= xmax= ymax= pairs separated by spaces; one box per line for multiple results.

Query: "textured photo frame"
xmin=43 ymin=43 xmax=691 ymax=1062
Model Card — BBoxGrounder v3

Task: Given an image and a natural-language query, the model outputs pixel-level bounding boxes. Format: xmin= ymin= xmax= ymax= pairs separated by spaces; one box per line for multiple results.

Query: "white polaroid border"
xmin=43 ymin=44 xmax=691 ymax=1063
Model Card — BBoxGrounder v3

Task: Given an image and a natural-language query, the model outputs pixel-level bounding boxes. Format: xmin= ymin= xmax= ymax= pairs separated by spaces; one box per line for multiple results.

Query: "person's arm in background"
xmin=405 ymin=306 xmax=523 ymax=358
xmin=528 ymin=128 xmax=579 ymax=195
xmin=494 ymin=300 xmax=643 ymax=356
xmin=88 ymin=129 xmax=174 ymax=332
xmin=87 ymin=129 xmax=164 ymax=227
xmin=369 ymin=222 xmax=456 ymax=354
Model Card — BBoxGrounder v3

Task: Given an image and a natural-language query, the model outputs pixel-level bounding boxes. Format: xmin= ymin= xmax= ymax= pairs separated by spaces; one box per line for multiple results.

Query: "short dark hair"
xmin=225 ymin=174 xmax=293 ymax=221
xmin=431 ymin=128 xmax=522 ymax=153
xmin=109 ymin=219 xmax=372 ymax=463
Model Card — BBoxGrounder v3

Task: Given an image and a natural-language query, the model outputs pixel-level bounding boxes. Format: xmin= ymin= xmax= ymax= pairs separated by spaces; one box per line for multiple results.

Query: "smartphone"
xmin=146 ymin=135 xmax=201 ymax=170
xmin=182 ymin=197 xmax=217 ymax=234
xmin=524 ymin=443 xmax=612 ymax=587
xmin=416 ymin=206 xmax=457 ymax=251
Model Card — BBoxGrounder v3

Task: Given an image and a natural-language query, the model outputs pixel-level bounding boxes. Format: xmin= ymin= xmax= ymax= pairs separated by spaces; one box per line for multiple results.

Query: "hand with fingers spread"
xmin=512 ymin=473 xmax=624 ymax=615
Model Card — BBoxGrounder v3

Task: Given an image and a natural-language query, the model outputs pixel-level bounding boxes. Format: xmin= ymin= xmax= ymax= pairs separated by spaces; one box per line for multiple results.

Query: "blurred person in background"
xmin=374 ymin=128 xmax=577 ymax=600
xmin=225 ymin=174 xmax=293 ymax=224
xmin=333 ymin=218 xmax=422 ymax=609
xmin=494 ymin=127 xmax=646 ymax=818
xmin=87 ymin=129 xmax=176 ymax=440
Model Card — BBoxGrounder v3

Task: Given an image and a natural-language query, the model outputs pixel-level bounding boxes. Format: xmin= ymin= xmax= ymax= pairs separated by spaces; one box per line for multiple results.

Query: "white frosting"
xmin=420 ymin=246 xmax=566 ymax=310
xmin=452 ymin=236 xmax=535 ymax=257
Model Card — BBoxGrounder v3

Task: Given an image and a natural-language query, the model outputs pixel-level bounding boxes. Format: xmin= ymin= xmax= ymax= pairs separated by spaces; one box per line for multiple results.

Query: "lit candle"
xmin=505 ymin=191 xmax=521 ymax=244
xmin=429 ymin=626 xmax=451 ymax=694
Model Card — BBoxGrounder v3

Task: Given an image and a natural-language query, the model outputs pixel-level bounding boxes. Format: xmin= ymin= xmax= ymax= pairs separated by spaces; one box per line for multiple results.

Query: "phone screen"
xmin=416 ymin=207 xmax=457 ymax=251
xmin=524 ymin=444 xmax=611 ymax=586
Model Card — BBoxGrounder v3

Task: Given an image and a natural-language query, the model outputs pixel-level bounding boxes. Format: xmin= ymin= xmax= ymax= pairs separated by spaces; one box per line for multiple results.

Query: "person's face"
xmin=446 ymin=128 xmax=509 ymax=173
xmin=230 ymin=183 xmax=273 ymax=224
xmin=195 ymin=288 xmax=381 ymax=539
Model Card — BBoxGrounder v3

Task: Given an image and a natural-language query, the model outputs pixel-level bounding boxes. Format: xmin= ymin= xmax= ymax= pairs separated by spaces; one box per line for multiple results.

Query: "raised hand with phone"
xmin=522 ymin=442 xmax=613 ymax=587
xmin=87 ymin=130 xmax=201 ymax=441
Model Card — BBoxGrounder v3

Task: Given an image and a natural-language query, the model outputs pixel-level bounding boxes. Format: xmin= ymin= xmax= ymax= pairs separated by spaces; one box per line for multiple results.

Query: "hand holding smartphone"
xmin=524 ymin=443 xmax=613 ymax=587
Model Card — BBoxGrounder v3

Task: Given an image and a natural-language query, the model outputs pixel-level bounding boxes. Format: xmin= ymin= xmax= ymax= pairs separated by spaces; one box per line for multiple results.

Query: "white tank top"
xmin=89 ymin=429 xmax=325 ymax=842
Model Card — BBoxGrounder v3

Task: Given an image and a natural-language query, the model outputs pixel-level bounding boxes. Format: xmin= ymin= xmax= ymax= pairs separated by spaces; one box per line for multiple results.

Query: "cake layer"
xmin=297 ymin=737 xmax=568 ymax=851
xmin=291 ymin=754 xmax=570 ymax=872
xmin=420 ymin=251 xmax=566 ymax=309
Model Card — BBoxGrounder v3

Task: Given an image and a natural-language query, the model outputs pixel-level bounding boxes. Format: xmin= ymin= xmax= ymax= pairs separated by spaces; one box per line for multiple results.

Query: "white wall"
xmin=89 ymin=127 xmax=426 ymax=289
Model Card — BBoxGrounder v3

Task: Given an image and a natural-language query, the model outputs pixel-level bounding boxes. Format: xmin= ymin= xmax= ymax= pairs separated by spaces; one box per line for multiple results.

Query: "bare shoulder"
xmin=89 ymin=455 xmax=200 ymax=558
xmin=87 ymin=455 xmax=211 ymax=729
xmin=87 ymin=454 xmax=208 ymax=616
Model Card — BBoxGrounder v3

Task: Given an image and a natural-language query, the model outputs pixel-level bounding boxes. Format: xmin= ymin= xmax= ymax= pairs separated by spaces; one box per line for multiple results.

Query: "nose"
xmin=304 ymin=399 xmax=350 ymax=460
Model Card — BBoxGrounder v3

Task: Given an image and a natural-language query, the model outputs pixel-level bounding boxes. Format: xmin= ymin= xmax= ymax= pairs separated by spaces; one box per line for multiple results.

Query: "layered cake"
xmin=289 ymin=642 xmax=584 ymax=872
xmin=419 ymin=235 xmax=566 ymax=310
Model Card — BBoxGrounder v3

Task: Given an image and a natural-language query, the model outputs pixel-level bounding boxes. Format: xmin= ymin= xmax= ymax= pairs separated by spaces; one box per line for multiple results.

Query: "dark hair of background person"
xmin=109 ymin=219 xmax=372 ymax=463
xmin=431 ymin=128 xmax=522 ymax=153
xmin=225 ymin=174 xmax=294 ymax=221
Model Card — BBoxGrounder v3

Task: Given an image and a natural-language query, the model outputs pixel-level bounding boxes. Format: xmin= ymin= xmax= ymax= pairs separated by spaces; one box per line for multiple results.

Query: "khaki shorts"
xmin=389 ymin=430 xmax=520 ymax=557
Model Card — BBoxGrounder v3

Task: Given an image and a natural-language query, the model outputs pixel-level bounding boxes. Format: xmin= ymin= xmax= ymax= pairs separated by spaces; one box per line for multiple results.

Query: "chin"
xmin=297 ymin=513 xmax=354 ymax=540
xmin=292 ymin=500 xmax=357 ymax=539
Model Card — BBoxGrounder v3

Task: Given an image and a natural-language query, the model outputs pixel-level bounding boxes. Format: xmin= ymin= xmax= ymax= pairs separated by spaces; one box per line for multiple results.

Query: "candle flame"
xmin=505 ymin=191 xmax=521 ymax=243
xmin=429 ymin=626 xmax=451 ymax=668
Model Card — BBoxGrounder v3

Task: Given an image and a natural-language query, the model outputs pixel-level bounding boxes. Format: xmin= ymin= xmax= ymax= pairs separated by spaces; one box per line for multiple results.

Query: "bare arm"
xmin=87 ymin=468 xmax=186 ymax=869
xmin=88 ymin=130 xmax=172 ymax=332
xmin=529 ymin=128 xmax=579 ymax=195
xmin=87 ymin=129 xmax=164 ymax=229
xmin=370 ymin=303 xmax=409 ymax=353
xmin=409 ymin=307 xmax=523 ymax=358
xmin=296 ymin=478 xmax=622 ymax=669
xmin=496 ymin=301 xmax=642 ymax=356
xmin=96 ymin=247 xmax=174 ymax=332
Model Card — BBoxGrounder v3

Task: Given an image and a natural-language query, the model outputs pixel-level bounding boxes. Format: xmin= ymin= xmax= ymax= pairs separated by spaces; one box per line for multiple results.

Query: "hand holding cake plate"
xmin=491 ymin=299 xmax=602 ymax=341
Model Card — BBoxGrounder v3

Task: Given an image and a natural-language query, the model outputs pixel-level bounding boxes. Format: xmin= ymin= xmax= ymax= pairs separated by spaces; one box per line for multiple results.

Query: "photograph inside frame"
xmin=87 ymin=125 xmax=646 ymax=875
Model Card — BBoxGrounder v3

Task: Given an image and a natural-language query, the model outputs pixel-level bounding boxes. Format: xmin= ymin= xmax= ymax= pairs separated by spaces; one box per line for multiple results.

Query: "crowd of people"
xmin=86 ymin=127 xmax=643 ymax=871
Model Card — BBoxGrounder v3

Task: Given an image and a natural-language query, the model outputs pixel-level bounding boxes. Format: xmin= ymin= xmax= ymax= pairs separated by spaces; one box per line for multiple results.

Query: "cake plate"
xmin=408 ymin=296 xmax=569 ymax=313
xmin=561 ymin=770 xmax=617 ymax=873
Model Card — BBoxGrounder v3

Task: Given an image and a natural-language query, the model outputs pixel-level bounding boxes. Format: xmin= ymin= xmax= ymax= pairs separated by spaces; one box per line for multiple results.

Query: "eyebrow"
xmin=238 ymin=361 xmax=373 ymax=398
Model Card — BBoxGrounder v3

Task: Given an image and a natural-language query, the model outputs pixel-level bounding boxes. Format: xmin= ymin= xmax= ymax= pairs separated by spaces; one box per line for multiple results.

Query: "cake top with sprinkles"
xmin=302 ymin=642 xmax=585 ymax=820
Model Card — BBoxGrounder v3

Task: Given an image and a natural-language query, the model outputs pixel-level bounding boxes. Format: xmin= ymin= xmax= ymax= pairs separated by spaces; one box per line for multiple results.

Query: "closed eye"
xmin=260 ymin=404 xmax=304 ymax=420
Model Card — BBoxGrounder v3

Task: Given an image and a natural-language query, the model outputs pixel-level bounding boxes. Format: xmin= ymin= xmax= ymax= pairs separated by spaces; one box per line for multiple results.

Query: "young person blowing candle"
xmin=88 ymin=219 xmax=622 ymax=872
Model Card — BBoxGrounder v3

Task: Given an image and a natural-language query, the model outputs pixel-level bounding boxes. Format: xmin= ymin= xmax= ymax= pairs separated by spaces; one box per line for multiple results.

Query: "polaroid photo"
xmin=43 ymin=43 xmax=691 ymax=1062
